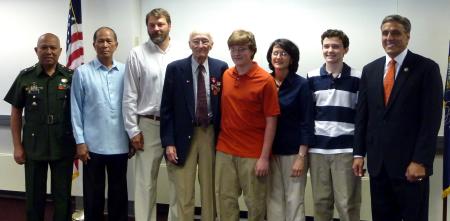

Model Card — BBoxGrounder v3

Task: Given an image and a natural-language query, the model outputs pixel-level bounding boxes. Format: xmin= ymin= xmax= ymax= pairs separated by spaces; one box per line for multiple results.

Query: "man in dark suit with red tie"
xmin=160 ymin=31 xmax=228 ymax=221
xmin=353 ymin=14 xmax=443 ymax=221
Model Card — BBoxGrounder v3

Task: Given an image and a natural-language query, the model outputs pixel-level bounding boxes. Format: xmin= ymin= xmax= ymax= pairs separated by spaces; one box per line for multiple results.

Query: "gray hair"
xmin=381 ymin=14 xmax=411 ymax=33
xmin=189 ymin=31 xmax=213 ymax=42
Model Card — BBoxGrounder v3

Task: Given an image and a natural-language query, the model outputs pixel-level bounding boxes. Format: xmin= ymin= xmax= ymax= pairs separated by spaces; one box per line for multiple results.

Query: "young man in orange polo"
xmin=215 ymin=29 xmax=280 ymax=221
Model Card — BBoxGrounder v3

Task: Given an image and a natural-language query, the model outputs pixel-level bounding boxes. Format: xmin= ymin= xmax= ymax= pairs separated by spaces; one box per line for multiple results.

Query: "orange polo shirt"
xmin=216 ymin=62 xmax=280 ymax=158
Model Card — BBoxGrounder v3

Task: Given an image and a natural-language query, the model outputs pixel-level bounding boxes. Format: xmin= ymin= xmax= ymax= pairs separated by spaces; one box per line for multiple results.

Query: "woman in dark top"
xmin=266 ymin=38 xmax=314 ymax=221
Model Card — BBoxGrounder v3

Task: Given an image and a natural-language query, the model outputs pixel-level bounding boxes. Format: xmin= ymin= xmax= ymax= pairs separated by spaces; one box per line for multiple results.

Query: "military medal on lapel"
xmin=58 ymin=78 xmax=68 ymax=90
xmin=26 ymin=82 xmax=42 ymax=107
xmin=27 ymin=82 xmax=41 ymax=95
xmin=210 ymin=76 xmax=221 ymax=95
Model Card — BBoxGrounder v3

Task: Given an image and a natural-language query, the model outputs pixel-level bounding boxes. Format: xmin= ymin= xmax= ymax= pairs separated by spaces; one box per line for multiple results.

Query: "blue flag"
xmin=443 ymin=41 xmax=450 ymax=198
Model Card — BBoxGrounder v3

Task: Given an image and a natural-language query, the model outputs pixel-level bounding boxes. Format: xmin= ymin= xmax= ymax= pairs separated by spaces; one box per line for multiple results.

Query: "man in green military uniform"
xmin=4 ymin=33 xmax=76 ymax=221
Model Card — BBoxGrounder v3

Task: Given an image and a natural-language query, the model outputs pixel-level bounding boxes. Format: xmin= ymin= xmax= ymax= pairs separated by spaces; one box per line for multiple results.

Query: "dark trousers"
xmin=25 ymin=158 xmax=73 ymax=221
xmin=370 ymin=166 xmax=429 ymax=221
xmin=83 ymin=152 xmax=128 ymax=221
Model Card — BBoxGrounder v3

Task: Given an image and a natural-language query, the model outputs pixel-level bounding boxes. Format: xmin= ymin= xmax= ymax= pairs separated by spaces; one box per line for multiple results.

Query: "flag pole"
xmin=444 ymin=197 xmax=447 ymax=221
xmin=66 ymin=0 xmax=84 ymax=219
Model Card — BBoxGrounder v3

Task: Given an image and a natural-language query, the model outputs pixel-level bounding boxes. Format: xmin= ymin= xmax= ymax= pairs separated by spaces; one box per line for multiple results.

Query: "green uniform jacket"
xmin=4 ymin=63 xmax=76 ymax=160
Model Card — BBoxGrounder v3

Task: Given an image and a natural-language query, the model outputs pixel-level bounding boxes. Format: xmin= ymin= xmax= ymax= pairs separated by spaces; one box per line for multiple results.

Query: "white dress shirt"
xmin=384 ymin=48 xmax=408 ymax=79
xmin=122 ymin=40 xmax=181 ymax=138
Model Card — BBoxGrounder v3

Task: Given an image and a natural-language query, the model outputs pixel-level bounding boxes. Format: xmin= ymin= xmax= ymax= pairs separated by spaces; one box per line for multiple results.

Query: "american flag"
xmin=66 ymin=0 xmax=84 ymax=70
xmin=66 ymin=0 xmax=83 ymax=180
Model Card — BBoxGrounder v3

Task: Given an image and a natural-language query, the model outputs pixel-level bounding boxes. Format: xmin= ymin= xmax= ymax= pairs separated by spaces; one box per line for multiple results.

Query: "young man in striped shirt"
xmin=306 ymin=29 xmax=361 ymax=221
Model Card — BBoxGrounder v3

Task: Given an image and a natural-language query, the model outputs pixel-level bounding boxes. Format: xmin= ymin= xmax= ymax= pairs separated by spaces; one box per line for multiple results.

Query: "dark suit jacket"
xmin=160 ymin=55 xmax=228 ymax=165
xmin=354 ymin=50 xmax=443 ymax=178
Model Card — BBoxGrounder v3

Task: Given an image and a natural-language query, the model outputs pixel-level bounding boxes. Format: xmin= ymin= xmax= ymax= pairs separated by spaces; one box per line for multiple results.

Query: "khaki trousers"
xmin=309 ymin=153 xmax=361 ymax=221
xmin=215 ymin=151 xmax=267 ymax=221
xmin=267 ymin=154 xmax=308 ymax=221
xmin=134 ymin=117 xmax=178 ymax=221
xmin=167 ymin=125 xmax=216 ymax=221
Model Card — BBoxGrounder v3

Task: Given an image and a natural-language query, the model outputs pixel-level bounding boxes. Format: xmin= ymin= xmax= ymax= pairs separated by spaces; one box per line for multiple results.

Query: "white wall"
xmin=141 ymin=0 xmax=450 ymax=135
xmin=0 ymin=0 xmax=140 ymax=115
xmin=0 ymin=0 xmax=450 ymax=220
xmin=2 ymin=0 xmax=448 ymax=131
xmin=0 ymin=0 xmax=67 ymax=115
xmin=141 ymin=0 xmax=449 ymax=74
xmin=0 ymin=0 xmax=141 ymax=198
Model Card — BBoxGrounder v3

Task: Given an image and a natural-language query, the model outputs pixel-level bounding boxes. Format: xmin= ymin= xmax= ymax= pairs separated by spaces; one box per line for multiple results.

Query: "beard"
xmin=150 ymin=31 xmax=169 ymax=45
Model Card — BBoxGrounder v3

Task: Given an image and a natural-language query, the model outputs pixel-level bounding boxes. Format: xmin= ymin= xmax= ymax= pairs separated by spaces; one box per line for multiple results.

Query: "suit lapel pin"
xmin=404 ymin=67 xmax=409 ymax=72
xmin=186 ymin=80 xmax=190 ymax=83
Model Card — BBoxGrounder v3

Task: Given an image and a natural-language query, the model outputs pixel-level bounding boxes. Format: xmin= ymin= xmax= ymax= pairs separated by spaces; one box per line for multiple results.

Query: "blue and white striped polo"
xmin=307 ymin=63 xmax=360 ymax=154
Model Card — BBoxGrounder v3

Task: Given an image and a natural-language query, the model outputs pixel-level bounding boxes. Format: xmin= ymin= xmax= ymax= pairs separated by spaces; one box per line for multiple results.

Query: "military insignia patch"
xmin=58 ymin=78 xmax=69 ymax=90
xmin=27 ymin=82 xmax=42 ymax=95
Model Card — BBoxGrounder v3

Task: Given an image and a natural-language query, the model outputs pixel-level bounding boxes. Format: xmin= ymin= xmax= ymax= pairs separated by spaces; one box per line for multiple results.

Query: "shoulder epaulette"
xmin=19 ymin=64 xmax=38 ymax=75
xmin=58 ymin=64 xmax=74 ymax=75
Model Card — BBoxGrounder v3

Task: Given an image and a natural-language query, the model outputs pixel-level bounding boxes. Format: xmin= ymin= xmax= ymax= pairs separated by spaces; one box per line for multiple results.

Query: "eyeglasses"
xmin=191 ymin=39 xmax=210 ymax=46
xmin=229 ymin=46 xmax=249 ymax=53
xmin=272 ymin=51 xmax=289 ymax=57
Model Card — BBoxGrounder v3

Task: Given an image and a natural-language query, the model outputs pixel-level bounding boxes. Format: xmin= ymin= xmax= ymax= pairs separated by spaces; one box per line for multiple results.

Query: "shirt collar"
xmin=147 ymin=38 xmax=172 ymax=54
xmin=283 ymin=72 xmax=296 ymax=86
xmin=231 ymin=61 xmax=258 ymax=78
xmin=34 ymin=63 xmax=44 ymax=76
xmin=191 ymin=56 xmax=209 ymax=73
xmin=93 ymin=57 xmax=118 ymax=71
xmin=271 ymin=71 xmax=296 ymax=89
xmin=35 ymin=63 xmax=68 ymax=77
xmin=385 ymin=48 xmax=408 ymax=68
xmin=319 ymin=62 xmax=351 ymax=78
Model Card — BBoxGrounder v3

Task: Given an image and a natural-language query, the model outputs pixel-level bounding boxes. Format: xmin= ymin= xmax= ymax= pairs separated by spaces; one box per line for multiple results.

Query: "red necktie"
xmin=383 ymin=59 xmax=396 ymax=106
xmin=196 ymin=65 xmax=208 ymax=127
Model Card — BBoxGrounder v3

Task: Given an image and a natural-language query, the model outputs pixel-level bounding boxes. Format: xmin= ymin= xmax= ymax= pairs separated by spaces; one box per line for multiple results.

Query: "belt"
xmin=42 ymin=114 xmax=59 ymax=124
xmin=193 ymin=119 xmax=213 ymax=127
xmin=141 ymin=115 xmax=160 ymax=121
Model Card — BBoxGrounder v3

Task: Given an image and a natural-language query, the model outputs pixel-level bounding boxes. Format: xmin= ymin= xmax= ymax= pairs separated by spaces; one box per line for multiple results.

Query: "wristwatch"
xmin=297 ymin=152 xmax=306 ymax=159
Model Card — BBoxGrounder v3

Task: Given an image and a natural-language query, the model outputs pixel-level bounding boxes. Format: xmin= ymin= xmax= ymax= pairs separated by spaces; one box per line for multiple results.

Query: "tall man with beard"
xmin=122 ymin=8 xmax=180 ymax=221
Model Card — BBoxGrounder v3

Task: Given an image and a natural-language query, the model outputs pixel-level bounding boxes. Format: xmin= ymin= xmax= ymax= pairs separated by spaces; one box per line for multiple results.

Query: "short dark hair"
xmin=381 ymin=14 xmax=411 ymax=33
xmin=266 ymin=39 xmax=300 ymax=73
xmin=145 ymin=8 xmax=171 ymax=26
xmin=93 ymin=26 xmax=117 ymax=42
xmin=321 ymin=29 xmax=349 ymax=49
